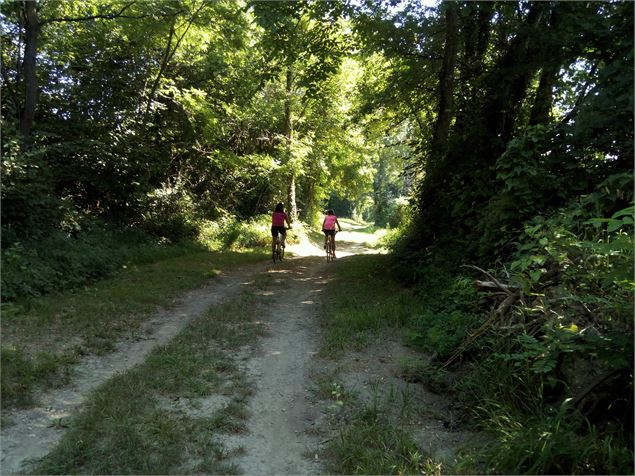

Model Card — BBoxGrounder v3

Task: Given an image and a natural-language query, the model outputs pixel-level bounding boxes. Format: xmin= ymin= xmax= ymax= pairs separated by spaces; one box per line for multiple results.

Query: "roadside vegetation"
xmin=321 ymin=199 xmax=633 ymax=475
xmin=318 ymin=254 xmax=481 ymax=474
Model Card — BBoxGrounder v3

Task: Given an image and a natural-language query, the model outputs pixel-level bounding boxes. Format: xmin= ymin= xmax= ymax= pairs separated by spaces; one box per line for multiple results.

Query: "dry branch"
xmin=442 ymin=265 xmax=523 ymax=368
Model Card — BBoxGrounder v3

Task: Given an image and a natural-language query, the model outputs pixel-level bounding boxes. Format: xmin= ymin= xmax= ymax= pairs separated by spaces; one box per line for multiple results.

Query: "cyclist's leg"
xmin=331 ymin=234 xmax=336 ymax=257
xmin=281 ymin=230 xmax=286 ymax=248
xmin=271 ymin=228 xmax=277 ymax=255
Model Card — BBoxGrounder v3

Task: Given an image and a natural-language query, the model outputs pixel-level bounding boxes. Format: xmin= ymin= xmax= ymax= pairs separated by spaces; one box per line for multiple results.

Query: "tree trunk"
xmin=529 ymin=5 xmax=564 ymax=126
xmin=284 ymin=66 xmax=298 ymax=222
xmin=415 ymin=2 xmax=549 ymax=252
xmin=287 ymin=175 xmax=297 ymax=222
xmin=430 ymin=1 xmax=458 ymax=161
xmin=529 ymin=65 xmax=558 ymax=125
xmin=19 ymin=0 xmax=39 ymax=147
xmin=483 ymin=2 xmax=546 ymax=147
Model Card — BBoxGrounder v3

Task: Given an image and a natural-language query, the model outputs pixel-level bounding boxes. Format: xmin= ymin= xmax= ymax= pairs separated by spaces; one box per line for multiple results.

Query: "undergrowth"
xmin=323 ymin=194 xmax=633 ymax=473
xmin=386 ymin=190 xmax=634 ymax=474
xmin=1 ymin=215 xmax=274 ymax=302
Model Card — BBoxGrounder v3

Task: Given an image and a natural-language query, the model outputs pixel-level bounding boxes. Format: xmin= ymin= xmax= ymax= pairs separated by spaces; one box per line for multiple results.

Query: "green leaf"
xmin=529 ymin=269 xmax=542 ymax=282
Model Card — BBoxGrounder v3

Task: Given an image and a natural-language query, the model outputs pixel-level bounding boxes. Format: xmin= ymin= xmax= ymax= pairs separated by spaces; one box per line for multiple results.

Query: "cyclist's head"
xmin=274 ymin=202 xmax=284 ymax=213
xmin=326 ymin=209 xmax=334 ymax=215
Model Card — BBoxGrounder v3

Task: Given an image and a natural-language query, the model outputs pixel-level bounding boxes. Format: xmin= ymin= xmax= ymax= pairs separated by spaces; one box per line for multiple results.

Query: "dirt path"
xmin=0 ymin=236 xmax=333 ymax=475
xmin=223 ymin=257 xmax=328 ymax=474
xmin=1 ymin=228 xmax=477 ymax=475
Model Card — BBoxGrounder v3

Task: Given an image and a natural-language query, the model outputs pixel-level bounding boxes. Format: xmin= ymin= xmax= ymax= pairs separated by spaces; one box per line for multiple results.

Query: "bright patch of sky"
xmin=386 ymin=0 xmax=439 ymax=14
xmin=348 ymin=0 xmax=439 ymax=13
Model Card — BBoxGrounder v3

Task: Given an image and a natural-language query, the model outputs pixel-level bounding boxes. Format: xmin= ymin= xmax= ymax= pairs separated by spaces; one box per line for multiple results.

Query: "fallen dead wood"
xmin=462 ymin=265 xmax=519 ymax=296
xmin=474 ymin=279 xmax=518 ymax=295
xmin=442 ymin=265 xmax=524 ymax=368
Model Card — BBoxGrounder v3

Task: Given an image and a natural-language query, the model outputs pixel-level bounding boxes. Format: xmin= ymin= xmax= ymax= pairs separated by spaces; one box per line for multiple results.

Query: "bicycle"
xmin=325 ymin=231 xmax=336 ymax=262
xmin=273 ymin=228 xmax=289 ymax=263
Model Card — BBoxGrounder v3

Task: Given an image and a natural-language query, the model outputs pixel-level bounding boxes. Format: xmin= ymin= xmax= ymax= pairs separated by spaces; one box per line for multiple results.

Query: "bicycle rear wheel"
xmin=326 ymin=238 xmax=334 ymax=262
xmin=273 ymin=239 xmax=283 ymax=263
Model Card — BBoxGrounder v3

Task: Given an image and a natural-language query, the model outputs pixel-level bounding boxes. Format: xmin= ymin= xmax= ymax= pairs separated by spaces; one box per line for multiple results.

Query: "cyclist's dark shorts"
xmin=271 ymin=226 xmax=287 ymax=237
xmin=322 ymin=229 xmax=336 ymax=236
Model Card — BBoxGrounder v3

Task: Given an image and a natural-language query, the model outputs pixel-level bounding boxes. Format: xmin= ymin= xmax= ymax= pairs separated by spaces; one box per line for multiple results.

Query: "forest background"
xmin=1 ymin=0 xmax=633 ymax=474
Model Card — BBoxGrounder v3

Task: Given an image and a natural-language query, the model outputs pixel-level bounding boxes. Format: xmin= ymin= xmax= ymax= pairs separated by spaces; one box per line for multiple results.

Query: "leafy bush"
xmin=406 ymin=270 xmax=484 ymax=359
xmin=139 ymin=182 xmax=199 ymax=241
xmin=387 ymin=180 xmax=634 ymax=473
xmin=1 ymin=139 xmax=67 ymax=245
xmin=0 ymin=224 xmax=200 ymax=301
xmin=198 ymin=214 xmax=272 ymax=250
xmin=374 ymin=196 xmax=410 ymax=229
xmin=451 ymin=198 xmax=634 ymax=474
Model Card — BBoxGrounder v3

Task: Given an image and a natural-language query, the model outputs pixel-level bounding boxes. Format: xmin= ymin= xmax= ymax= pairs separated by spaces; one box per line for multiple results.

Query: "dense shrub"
xmin=198 ymin=214 xmax=272 ymax=250
xmin=0 ymin=224 xmax=201 ymax=301
xmin=1 ymin=210 xmax=282 ymax=302
xmin=406 ymin=271 xmax=484 ymax=359
xmin=387 ymin=182 xmax=634 ymax=474
xmin=138 ymin=182 xmax=200 ymax=242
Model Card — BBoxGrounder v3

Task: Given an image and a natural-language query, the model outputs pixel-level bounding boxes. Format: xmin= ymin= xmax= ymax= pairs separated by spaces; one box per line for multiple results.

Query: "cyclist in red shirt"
xmin=271 ymin=202 xmax=291 ymax=255
xmin=322 ymin=209 xmax=342 ymax=258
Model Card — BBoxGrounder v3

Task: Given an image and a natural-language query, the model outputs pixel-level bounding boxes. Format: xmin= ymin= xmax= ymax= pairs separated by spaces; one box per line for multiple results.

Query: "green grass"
xmin=474 ymin=402 xmax=635 ymax=475
xmin=1 ymin=249 xmax=267 ymax=410
xmin=319 ymin=254 xmax=422 ymax=354
xmin=31 ymin=296 xmax=261 ymax=475
xmin=0 ymin=347 xmax=78 ymax=410
xmin=316 ymin=254 xmax=448 ymax=474
xmin=324 ymin=406 xmax=432 ymax=475
xmin=317 ymin=371 xmax=443 ymax=476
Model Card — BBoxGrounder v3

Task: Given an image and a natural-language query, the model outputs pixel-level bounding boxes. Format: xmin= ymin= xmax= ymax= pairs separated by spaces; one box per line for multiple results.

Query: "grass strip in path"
xmin=1 ymin=250 xmax=267 ymax=410
xmin=30 ymin=295 xmax=263 ymax=475
xmin=320 ymin=254 xmax=418 ymax=355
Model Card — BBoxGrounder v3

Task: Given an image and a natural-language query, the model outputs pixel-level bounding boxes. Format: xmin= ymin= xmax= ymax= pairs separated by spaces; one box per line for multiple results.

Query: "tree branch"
xmin=407 ymin=102 xmax=425 ymax=132
xmin=144 ymin=19 xmax=176 ymax=119
xmin=560 ymin=61 xmax=599 ymax=125
xmin=398 ymin=50 xmax=442 ymax=62
xmin=40 ymin=1 xmax=139 ymax=25
xmin=144 ymin=1 xmax=207 ymax=119
xmin=461 ymin=264 xmax=514 ymax=295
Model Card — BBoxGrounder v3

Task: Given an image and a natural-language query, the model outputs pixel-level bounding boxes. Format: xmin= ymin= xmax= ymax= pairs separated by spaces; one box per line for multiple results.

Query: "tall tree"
xmin=251 ymin=0 xmax=345 ymax=221
xmin=4 ymin=0 xmax=141 ymax=149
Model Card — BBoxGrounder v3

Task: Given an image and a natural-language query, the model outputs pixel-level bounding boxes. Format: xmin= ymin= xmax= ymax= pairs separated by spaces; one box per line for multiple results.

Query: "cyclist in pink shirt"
xmin=322 ymin=209 xmax=342 ymax=257
xmin=271 ymin=202 xmax=291 ymax=254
